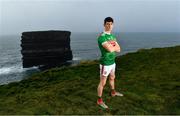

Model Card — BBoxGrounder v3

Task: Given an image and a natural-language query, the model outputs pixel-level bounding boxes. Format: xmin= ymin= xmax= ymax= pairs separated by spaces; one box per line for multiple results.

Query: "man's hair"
xmin=104 ymin=17 xmax=114 ymax=25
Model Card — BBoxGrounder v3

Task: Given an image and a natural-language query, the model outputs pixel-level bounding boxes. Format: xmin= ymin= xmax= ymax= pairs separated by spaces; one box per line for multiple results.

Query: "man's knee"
xmin=100 ymin=76 xmax=107 ymax=87
xmin=109 ymin=75 xmax=115 ymax=80
xmin=100 ymin=82 xmax=106 ymax=87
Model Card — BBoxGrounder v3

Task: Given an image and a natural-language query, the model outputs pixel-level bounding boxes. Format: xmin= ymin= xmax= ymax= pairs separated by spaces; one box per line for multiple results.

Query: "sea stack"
xmin=21 ymin=30 xmax=73 ymax=68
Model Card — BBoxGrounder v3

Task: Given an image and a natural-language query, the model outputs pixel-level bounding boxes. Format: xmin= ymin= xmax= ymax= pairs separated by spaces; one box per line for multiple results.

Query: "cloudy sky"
xmin=0 ymin=0 xmax=180 ymax=35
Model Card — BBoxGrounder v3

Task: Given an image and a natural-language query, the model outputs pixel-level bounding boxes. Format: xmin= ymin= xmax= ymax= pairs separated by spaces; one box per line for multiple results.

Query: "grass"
xmin=0 ymin=46 xmax=179 ymax=115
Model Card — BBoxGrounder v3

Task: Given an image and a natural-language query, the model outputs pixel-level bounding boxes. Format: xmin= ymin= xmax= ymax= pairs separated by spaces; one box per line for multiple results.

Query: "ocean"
xmin=0 ymin=32 xmax=180 ymax=85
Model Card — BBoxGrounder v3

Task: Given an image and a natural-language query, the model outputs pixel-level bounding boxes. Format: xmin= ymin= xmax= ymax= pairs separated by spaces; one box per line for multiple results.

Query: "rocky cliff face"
xmin=21 ymin=30 xmax=73 ymax=68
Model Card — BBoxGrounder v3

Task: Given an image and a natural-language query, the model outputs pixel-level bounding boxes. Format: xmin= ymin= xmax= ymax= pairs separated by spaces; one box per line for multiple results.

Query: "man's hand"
xmin=113 ymin=41 xmax=121 ymax=52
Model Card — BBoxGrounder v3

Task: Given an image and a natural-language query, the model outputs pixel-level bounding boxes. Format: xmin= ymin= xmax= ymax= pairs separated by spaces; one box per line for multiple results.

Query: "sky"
xmin=0 ymin=0 xmax=180 ymax=35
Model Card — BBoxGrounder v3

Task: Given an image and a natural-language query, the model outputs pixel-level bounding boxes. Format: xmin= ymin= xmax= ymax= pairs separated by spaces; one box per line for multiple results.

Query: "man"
xmin=97 ymin=17 xmax=123 ymax=109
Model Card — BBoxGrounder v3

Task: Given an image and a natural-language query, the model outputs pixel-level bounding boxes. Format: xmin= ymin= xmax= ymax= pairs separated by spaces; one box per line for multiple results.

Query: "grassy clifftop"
xmin=0 ymin=46 xmax=179 ymax=115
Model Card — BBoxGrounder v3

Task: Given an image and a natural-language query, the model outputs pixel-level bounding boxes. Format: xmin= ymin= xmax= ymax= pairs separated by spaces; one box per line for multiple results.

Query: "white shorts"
xmin=100 ymin=63 xmax=116 ymax=77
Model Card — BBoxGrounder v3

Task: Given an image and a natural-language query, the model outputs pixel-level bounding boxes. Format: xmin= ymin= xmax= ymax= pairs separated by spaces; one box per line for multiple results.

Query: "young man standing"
xmin=97 ymin=17 xmax=123 ymax=109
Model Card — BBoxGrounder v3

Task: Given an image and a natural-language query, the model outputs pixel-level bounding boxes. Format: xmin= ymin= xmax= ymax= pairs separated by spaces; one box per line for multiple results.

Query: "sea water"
xmin=0 ymin=32 xmax=180 ymax=85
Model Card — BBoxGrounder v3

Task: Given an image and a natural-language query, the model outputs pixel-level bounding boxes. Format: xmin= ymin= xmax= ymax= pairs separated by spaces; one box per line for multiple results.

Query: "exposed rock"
xmin=21 ymin=30 xmax=73 ymax=68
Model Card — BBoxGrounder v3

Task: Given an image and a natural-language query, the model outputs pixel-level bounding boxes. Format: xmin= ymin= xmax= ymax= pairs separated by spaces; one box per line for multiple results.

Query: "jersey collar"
xmin=103 ymin=31 xmax=111 ymax=35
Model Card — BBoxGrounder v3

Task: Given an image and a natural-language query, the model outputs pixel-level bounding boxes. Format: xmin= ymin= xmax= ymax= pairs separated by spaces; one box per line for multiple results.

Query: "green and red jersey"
xmin=98 ymin=32 xmax=117 ymax=65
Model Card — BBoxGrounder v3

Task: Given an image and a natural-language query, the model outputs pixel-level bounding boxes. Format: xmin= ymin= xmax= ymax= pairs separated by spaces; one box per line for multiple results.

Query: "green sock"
xmin=98 ymin=96 xmax=102 ymax=99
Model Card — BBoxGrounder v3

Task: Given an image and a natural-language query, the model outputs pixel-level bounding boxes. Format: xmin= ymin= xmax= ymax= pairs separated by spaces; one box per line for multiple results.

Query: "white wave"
xmin=0 ymin=66 xmax=25 ymax=75
xmin=0 ymin=65 xmax=40 ymax=75
xmin=73 ymin=57 xmax=81 ymax=61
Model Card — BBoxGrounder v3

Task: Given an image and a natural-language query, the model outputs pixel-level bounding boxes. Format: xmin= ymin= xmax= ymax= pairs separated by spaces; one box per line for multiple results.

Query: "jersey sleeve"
xmin=98 ymin=36 xmax=107 ymax=45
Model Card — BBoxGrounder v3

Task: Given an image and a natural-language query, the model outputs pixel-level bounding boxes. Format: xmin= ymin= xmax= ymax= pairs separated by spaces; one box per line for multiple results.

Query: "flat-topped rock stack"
xmin=21 ymin=30 xmax=73 ymax=68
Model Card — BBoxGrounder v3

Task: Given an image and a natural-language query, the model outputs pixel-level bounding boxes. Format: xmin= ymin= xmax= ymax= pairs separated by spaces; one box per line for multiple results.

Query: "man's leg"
xmin=97 ymin=76 xmax=109 ymax=109
xmin=97 ymin=76 xmax=107 ymax=97
xmin=109 ymin=73 xmax=123 ymax=97
xmin=98 ymin=64 xmax=109 ymax=97
xmin=109 ymin=72 xmax=115 ymax=90
xmin=109 ymin=63 xmax=116 ymax=90
xmin=109 ymin=64 xmax=123 ymax=97
xmin=97 ymin=64 xmax=110 ymax=109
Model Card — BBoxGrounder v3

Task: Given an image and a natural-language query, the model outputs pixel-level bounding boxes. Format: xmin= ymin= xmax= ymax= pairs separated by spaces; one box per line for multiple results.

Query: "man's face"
xmin=104 ymin=22 xmax=113 ymax=32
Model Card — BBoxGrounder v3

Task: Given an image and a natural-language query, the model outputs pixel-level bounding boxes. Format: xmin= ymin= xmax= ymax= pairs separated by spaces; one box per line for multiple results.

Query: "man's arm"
xmin=102 ymin=41 xmax=121 ymax=53
xmin=114 ymin=41 xmax=121 ymax=52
